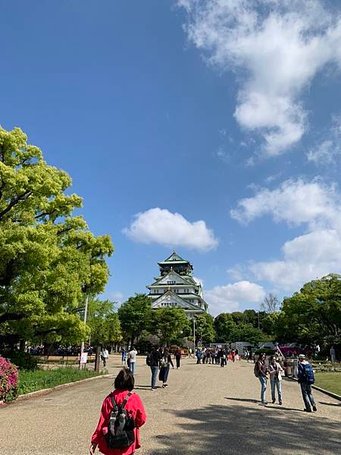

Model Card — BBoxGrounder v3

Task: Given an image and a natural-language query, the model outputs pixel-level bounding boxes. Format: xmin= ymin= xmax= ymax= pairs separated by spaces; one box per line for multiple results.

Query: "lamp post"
xmin=193 ymin=317 xmax=196 ymax=350
xmin=79 ymin=295 xmax=89 ymax=369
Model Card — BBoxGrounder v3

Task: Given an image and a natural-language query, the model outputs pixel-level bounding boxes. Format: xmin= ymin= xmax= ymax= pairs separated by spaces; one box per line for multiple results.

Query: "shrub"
xmin=0 ymin=356 xmax=19 ymax=402
xmin=4 ymin=351 xmax=38 ymax=371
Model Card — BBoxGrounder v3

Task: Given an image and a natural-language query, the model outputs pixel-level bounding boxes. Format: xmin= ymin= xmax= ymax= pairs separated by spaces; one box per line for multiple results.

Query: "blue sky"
xmin=1 ymin=0 xmax=341 ymax=316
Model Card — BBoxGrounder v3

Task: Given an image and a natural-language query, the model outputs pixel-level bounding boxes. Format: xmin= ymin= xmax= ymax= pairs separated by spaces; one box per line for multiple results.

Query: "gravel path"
xmin=0 ymin=355 xmax=340 ymax=454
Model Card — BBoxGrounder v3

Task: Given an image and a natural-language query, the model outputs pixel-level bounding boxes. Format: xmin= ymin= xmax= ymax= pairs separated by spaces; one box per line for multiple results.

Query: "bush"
xmin=4 ymin=351 xmax=38 ymax=371
xmin=0 ymin=356 xmax=19 ymax=402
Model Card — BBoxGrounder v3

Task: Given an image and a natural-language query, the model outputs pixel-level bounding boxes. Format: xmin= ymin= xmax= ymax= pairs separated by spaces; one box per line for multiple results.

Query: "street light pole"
xmin=193 ymin=317 xmax=196 ymax=350
xmin=79 ymin=295 xmax=89 ymax=369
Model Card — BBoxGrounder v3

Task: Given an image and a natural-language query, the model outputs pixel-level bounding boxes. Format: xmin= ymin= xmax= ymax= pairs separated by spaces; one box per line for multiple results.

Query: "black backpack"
xmin=106 ymin=392 xmax=135 ymax=449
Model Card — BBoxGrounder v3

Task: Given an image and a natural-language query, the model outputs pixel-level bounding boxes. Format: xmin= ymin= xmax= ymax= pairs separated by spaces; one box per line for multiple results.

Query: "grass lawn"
xmin=18 ymin=367 xmax=102 ymax=395
xmin=314 ymin=372 xmax=341 ymax=396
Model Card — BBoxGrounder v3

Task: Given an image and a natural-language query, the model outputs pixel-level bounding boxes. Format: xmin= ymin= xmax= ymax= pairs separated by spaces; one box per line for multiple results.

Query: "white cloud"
xmin=231 ymin=178 xmax=341 ymax=291
xmin=205 ymin=281 xmax=266 ymax=316
xmin=123 ymin=207 xmax=218 ymax=251
xmin=307 ymin=115 xmax=341 ymax=164
xmin=249 ymin=229 xmax=341 ymax=290
xmin=230 ymin=178 xmax=339 ymax=228
xmin=179 ymin=0 xmax=341 ymax=155
xmin=306 ymin=140 xmax=337 ymax=165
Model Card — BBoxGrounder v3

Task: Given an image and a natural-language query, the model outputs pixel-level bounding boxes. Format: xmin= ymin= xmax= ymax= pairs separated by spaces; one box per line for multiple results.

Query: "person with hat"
xmin=297 ymin=354 xmax=317 ymax=413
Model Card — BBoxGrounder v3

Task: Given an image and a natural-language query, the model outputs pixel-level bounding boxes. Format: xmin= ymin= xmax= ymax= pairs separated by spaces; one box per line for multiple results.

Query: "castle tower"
xmin=147 ymin=251 xmax=208 ymax=318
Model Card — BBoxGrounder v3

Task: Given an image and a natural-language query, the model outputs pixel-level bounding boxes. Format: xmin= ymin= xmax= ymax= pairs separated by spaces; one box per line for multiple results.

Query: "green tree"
xmin=242 ymin=309 xmax=258 ymax=328
xmin=214 ymin=313 xmax=237 ymax=342
xmin=87 ymin=299 xmax=122 ymax=347
xmin=151 ymin=308 xmax=189 ymax=346
xmin=117 ymin=294 xmax=152 ymax=346
xmin=195 ymin=313 xmax=215 ymax=344
xmin=0 ymin=127 xmax=113 ymax=348
xmin=279 ymin=274 xmax=341 ymax=345
xmin=231 ymin=323 xmax=265 ymax=344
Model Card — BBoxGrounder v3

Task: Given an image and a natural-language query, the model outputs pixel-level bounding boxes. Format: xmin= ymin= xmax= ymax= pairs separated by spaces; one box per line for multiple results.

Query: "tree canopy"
xmin=150 ymin=307 xmax=189 ymax=345
xmin=117 ymin=294 xmax=152 ymax=346
xmin=277 ymin=274 xmax=341 ymax=345
xmin=0 ymin=127 xmax=113 ymax=348
xmin=86 ymin=299 xmax=122 ymax=347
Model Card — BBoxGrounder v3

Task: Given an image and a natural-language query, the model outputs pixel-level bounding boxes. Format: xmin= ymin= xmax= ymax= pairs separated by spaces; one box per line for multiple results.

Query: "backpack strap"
xmin=110 ymin=392 xmax=132 ymax=412
xmin=120 ymin=392 xmax=133 ymax=411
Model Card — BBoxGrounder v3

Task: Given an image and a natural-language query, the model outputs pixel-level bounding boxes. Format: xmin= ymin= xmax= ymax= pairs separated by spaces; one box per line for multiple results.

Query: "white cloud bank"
xmin=205 ymin=281 xmax=266 ymax=316
xmin=123 ymin=207 xmax=218 ymax=251
xmin=230 ymin=179 xmax=341 ymax=290
xmin=179 ymin=0 xmax=341 ymax=156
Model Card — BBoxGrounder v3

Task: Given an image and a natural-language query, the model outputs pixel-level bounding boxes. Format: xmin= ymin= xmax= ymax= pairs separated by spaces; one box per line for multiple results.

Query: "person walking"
xmin=297 ymin=354 xmax=317 ymax=412
xmin=175 ymin=348 xmax=182 ymax=369
xmin=255 ymin=353 xmax=269 ymax=405
xmin=269 ymin=356 xmax=284 ymax=405
xmin=159 ymin=348 xmax=174 ymax=388
xmin=121 ymin=349 xmax=127 ymax=365
xmin=146 ymin=346 xmax=161 ymax=391
xmin=101 ymin=348 xmax=109 ymax=368
xmin=128 ymin=347 xmax=137 ymax=376
xmin=89 ymin=367 xmax=147 ymax=454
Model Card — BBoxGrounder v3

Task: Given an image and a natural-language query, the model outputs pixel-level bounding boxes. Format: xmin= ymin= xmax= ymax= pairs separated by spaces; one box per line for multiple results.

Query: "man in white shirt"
xmin=128 ymin=346 xmax=137 ymax=375
xmin=100 ymin=348 xmax=109 ymax=367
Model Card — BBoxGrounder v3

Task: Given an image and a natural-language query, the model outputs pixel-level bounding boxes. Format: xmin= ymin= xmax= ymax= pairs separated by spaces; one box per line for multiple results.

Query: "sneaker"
xmin=261 ymin=401 xmax=268 ymax=405
xmin=312 ymin=405 xmax=317 ymax=412
xmin=279 ymin=401 xmax=282 ymax=405
xmin=272 ymin=399 xmax=275 ymax=404
xmin=304 ymin=408 xmax=312 ymax=412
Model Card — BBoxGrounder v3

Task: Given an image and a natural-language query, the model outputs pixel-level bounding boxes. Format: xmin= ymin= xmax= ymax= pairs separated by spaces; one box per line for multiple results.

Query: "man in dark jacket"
xmin=297 ymin=354 xmax=317 ymax=412
xmin=147 ymin=346 xmax=161 ymax=391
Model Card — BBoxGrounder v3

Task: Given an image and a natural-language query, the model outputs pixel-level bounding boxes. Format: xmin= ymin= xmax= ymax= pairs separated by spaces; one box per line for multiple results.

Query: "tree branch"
xmin=0 ymin=190 xmax=33 ymax=220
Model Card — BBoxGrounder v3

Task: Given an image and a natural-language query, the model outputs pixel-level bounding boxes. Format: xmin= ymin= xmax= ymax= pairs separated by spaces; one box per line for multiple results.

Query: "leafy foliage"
xmin=118 ymin=294 xmax=152 ymax=345
xmin=277 ymin=274 xmax=341 ymax=345
xmin=150 ymin=307 xmax=189 ymax=345
xmin=195 ymin=313 xmax=215 ymax=344
xmin=214 ymin=311 xmax=267 ymax=344
xmin=0 ymin=127 xmax=113 ymax=348
xmin=87 ymin=299 xmax=122 ymax=346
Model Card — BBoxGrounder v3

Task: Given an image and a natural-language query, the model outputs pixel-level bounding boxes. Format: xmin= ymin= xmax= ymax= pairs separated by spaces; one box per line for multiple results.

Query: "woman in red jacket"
xmin=90 ymin=368 xmax=147 ymax=455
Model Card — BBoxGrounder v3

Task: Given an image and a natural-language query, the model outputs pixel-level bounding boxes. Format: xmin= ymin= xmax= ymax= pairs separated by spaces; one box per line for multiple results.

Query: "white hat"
xmin=298 ymin=354 xmax=305 ymax=359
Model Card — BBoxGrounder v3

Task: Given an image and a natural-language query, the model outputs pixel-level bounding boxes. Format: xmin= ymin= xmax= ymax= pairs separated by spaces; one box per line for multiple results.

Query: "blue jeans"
xmin=150 ymin=366 xmax=158 ymax=389
xmin=270 ymin=378 xmax=282 ymax=402
xmin=129 ymin=361 xmax=135 ymax=375
xmin=162 ymin=365 xmax=170 ymax=383
xmin=300 ymin=382 xmax=316 ymax=410
xmin=258 ymin=376 xmax=267 ymax=403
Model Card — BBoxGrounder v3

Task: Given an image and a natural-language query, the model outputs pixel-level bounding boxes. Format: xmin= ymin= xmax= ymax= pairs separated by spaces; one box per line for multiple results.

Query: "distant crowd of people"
xmin=195 ymin=347 xmax=240 ymax=366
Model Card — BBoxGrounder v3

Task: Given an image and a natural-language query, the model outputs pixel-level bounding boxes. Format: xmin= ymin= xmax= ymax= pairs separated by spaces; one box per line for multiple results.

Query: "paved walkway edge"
xmin=14 ymin=373 xmax=112 ymax=403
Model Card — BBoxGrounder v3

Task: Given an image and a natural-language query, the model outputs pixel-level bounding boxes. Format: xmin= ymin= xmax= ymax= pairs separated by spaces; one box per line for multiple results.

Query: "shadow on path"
xmin=318 ymin=401 xmax=341 ymax=407
xmin=147 ymin=402 xmax=340 ymax=454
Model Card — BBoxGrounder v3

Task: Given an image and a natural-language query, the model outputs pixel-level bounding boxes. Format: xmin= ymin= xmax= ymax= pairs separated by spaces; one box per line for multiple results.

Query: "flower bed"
xmin=0 ymin=356 xmax=19 ymax=403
